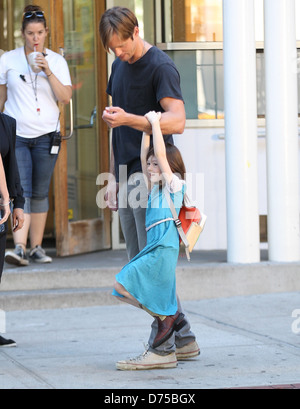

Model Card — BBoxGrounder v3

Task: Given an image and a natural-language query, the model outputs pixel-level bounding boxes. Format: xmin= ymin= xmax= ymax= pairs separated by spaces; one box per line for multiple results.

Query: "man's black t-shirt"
xmin=107 ymin=46 xmax=184 ymax=182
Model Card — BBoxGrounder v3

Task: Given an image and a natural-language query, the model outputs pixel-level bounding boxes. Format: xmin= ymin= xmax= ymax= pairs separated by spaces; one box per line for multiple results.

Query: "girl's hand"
xmin=145 ymin=111 xmax=162 ymax=126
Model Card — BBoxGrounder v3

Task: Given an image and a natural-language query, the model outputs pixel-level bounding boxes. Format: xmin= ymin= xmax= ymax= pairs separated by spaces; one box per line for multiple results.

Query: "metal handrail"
xmin=62 ymin=98 xmax=74 ymax=140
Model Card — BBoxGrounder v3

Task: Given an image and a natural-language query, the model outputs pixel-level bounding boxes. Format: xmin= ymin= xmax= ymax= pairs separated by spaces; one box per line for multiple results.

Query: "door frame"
xmin=43 ymin=0 xmax=110 ymax=256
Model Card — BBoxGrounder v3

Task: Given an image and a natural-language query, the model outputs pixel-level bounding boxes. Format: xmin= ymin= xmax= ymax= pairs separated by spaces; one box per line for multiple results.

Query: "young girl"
xmin=113 ymin=111 xmax=192 ymax=370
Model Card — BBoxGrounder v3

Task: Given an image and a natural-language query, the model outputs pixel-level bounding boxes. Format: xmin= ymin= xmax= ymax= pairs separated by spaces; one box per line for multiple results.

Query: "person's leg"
xmin=0 ymin=233 xmax=7 ymax=282
xmin=148 ymin=295 xmax=198 ymax=356
xmin=114 ymin=281 xmax=141 ymax=308
xmin=13 ymin=137 xmax=33 ymax=249
xmin=13 ymin=212 xmax=31 ymax=251
xmin=119 ymin=205 xmax=140 ymax=260
xmin=128 ymin=174 xmax=148 ymax=253
xmin=118 ymin=179 xmax=147 ymax=261
xmin=114 ymin=279 xmax=179 ymax=371
xmin=132 ymin=204 xmax=147 ymax=252
xmin=29 ymin=135 xmax=57 ymax=256
xmin=0 ymin=233 xmax=17 ymax=347
xmin=5 ymin=138 xmax=32 ymax=267
xmin=29 ymin=212 xmax=48 ymax=249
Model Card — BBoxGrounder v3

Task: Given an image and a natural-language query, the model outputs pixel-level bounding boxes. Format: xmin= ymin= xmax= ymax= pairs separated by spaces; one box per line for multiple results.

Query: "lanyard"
xmin=24 ymin=47 xmax=41 ymax=116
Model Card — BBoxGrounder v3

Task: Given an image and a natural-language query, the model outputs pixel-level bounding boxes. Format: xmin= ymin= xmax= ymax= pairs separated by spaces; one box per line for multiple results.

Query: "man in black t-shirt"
xmin=100 ymin=7 xmax=199 ymax=370
xmin=106 ymin=47 xmax=184 ymax=183
xmin=101 ymin=8 xmax=185 ymax=239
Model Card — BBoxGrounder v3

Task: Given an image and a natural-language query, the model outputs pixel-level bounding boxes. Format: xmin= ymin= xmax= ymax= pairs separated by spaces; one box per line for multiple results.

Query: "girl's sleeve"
xmin=166 ymin=174 xmax=185 ymax=194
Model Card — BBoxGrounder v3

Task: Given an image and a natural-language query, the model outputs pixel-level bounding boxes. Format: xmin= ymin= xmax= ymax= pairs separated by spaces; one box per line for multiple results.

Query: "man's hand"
xmin=102 ymin=107 xmax=127 ymax=129
xmin=12 ymin=208 xmax=24 ymax=232
xmin=104 ymin=180 xmax=119 ymax=212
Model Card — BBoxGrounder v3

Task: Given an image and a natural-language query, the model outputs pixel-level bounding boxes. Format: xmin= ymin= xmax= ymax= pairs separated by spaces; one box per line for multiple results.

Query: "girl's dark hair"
xmin=22 ymin=5 xmax=47 ymax=32
xmin=147 ymin=143 xmax=186 ymax=181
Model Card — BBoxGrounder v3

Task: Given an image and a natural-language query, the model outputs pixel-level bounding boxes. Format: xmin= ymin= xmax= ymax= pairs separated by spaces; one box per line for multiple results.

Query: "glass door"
xmin=64 ymin=0 xmax=100 ymax=223
xmin=0 ymin=0 xmax=112 ymax=256
xmin=54 ymin=0 xmax=110 ymax=256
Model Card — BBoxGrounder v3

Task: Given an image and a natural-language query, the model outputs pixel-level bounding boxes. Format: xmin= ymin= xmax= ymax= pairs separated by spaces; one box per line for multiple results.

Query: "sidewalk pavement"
xmin=0 ymin=292 xmax=300 ymax=389
xmin=1 ymin=249 xmax=300 ymax=311
xmin=0 ymin=250 xmax=300 ymax=389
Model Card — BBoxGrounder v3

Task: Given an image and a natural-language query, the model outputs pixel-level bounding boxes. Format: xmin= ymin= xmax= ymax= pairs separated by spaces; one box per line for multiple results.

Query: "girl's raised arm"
xmin=140 ymin=131 xmax=151 ymax=190
xmin=145 ymin=111 xmax=173 ymax=185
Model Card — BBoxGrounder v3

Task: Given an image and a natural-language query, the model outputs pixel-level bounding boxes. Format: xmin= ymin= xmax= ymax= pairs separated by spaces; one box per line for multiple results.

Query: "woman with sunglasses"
xmin=0 ymin=5 xmax=72 ymax=266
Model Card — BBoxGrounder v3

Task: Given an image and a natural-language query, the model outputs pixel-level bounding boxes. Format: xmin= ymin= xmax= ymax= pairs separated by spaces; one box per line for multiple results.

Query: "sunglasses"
xmin=23 ymin=11 xmax=45 ymax=20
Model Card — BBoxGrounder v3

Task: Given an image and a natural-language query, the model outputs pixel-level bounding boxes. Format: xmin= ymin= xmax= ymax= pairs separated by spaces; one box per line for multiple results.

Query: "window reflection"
xmin=171 ymin=0 xmax=223 ymax=42
xmin=106 ymin=0 xmax=155 ymax=44
xmin=165 ymin=50 xmax=224 ymax=120
xmin=166 ymin=48 xmax=300 ymax=121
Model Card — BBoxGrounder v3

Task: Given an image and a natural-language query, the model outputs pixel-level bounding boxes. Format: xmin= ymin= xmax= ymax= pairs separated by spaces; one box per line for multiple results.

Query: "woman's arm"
xmin=0 ymin=155 xmax=11 ymax=224
xmin=0 ymin=85 xmax=7 ymax=112
xmin=35 ymin=54 xmax=72 ymax=105
xmin=145 ymin=111 xmax=173 ymax=185
xmin=47 ymin=76 xmax=72 ymax=105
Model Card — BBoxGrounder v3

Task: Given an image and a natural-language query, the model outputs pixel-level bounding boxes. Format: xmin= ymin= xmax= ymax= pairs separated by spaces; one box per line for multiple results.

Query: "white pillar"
xmin=223 ymin=0 xmax=260 ymax=263
xmin=264 ymin=0 xmax=300 ymax=262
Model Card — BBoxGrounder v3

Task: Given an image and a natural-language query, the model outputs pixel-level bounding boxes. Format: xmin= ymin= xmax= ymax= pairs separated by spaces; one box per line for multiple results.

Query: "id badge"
xmin=50 ymin=132 xmax=62 ymax=155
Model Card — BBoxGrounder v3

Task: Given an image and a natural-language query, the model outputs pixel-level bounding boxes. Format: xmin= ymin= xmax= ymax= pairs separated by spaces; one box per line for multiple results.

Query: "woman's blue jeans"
xmin=16 ymin=134 xmax=58 ymax=214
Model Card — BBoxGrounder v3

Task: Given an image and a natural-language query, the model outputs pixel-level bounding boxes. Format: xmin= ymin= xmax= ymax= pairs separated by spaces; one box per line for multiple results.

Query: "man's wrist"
xmin=127 ymin=113 xmax=152 ymax=133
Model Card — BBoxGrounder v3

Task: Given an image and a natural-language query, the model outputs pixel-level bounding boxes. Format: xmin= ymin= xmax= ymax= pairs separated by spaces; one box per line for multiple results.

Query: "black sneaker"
xmin=5 ymin=245 xmax=29 ymax=267
xmin=0 ymin=335 xmax=17 ymax=348
xmin=29 ymin=246 xmax=52 ymax=264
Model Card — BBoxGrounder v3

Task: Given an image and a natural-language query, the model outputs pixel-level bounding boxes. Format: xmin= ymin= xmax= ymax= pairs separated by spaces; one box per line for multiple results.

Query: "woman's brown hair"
xmin=22 ymin=5 xmax=47 ymax=32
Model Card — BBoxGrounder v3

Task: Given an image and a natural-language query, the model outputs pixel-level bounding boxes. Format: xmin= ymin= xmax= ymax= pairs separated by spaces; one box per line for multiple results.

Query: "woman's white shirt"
xmin=0 ymin=47 xmax=72 ymax=138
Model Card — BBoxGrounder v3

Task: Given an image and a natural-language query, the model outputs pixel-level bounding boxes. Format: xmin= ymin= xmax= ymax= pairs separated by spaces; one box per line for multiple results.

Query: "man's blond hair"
xmin=99 ymin=7 xmax=139 ymax=52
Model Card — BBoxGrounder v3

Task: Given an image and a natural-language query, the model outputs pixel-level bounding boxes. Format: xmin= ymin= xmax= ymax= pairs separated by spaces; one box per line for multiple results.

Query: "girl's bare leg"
xmin=114 ymin=281 xmax=166 ymax=320
xmin=114 ymin=282 xmax=141 ymax=309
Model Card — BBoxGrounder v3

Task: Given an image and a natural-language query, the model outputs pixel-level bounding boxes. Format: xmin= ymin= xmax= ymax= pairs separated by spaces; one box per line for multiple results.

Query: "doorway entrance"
xmin=0 ymin=0 xmax=111 ymax=256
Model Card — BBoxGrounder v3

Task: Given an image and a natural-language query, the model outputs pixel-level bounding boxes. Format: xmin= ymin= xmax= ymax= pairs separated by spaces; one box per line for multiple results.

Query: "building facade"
xmin=0 ymin=0 xmax=299 ymax=261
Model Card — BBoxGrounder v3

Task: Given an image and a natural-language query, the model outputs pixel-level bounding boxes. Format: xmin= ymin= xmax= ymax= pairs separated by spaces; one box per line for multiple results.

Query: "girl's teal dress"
xmin=113 ymin=175 xmax=185 ymax=316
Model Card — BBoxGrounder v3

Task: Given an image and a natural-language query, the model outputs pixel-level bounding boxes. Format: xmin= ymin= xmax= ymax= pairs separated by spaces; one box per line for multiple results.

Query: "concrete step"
xmin=1 ymin=260 xmax=300 ymax=311
xmin=0 ymin=287 xmax=118 ymax=311
xmin=1 ymin=267 xmax=116 ymax=292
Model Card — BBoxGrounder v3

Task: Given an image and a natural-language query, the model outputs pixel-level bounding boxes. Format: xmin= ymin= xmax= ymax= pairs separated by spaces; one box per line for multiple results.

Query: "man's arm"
xmin=159 ymin=98 xmax=186 ymax=135
xmin=102 ymin=97 xmax=186 ymax=135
